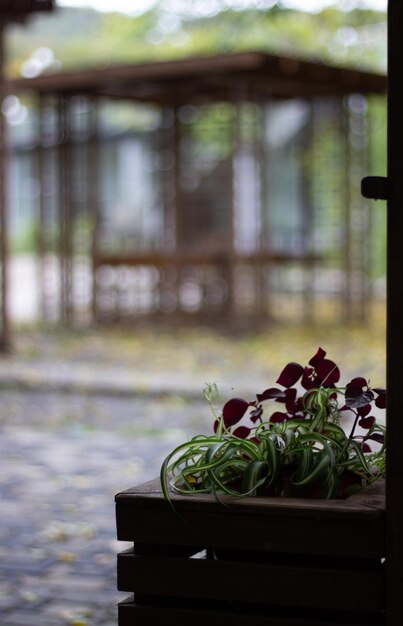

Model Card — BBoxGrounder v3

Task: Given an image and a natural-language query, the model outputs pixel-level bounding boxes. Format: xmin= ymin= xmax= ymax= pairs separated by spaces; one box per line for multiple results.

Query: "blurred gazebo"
xmin=10 ymin=51 xmax=387 ymax=327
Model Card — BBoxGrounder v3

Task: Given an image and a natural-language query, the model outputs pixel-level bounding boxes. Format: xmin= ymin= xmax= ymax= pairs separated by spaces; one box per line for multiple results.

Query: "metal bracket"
xmin=361 ymin=176 xmax=388 ymax=201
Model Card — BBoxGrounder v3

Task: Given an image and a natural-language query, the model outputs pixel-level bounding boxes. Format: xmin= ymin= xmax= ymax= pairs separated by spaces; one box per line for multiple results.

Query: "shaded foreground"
xmin=0 ymin=317 xmax=386 ymax=625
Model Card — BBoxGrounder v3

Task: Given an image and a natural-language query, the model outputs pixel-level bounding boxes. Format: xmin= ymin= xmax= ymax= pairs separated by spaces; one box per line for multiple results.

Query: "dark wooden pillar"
xmin=0 ymin=22 xmax=10 ymax=351
xmin=88 ymin=97 xmax=100 ymax=323
xmin=386 ymin=2 xmax=403 ymax=625
xmin=57 ymin=93 xmax=74 ymax=324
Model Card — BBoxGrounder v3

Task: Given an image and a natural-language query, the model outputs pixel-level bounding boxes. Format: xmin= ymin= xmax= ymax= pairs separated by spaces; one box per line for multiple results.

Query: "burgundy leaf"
xmin=222 ymin=398 xmax=249 ymax=427
xmin=315 ymin=359 xmax=340 ymax=386
xmin=250 ymin=406 xmax=263 ymax=423
xmin=301 ymin=367 xmax=316 ymax=390
xmin=362 ymin=443 xmax=372 ymax=453
xmin=277 ymin=362 xmax=304 ymax=388
xmin=347 ymin=377 xmax=368 ymax=389
xmin=213 ymin=420 xmax=219 ymax=433
xmin=375 ymin=396 xmax=386 ymax=409
xmin=340 ymin=404 xmax=355 ymax=414
xmin=232 ymin=426 xmax=251 ymax=439
xmin=270 ymin=411 xmax=288 ymax=423
xmin=374 ymin=388 xmax=386 ymax=409
xmin=358 ymin=416 xmax=375 ymax=430
xmin=257 ymin=388 xmax=286 ymax=402
xmin=309 ymin=347 xmax=326 ymax=368
xmin=367 ymin=433 xmax=385 ymax=444
xmin=357 ymin=404 xmax=371 ymax=418
xmin=345 ymin=386 xmax=374 ymax=409
xmin=250 ymin=436 xmax=261 ymax=445
xmin=285 ymin=388 xmax=298 ymax=414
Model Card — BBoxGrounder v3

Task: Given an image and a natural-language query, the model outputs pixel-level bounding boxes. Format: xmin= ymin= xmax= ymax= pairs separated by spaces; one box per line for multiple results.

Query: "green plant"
xmin=161 ymin=348 xmax=386 ymax=502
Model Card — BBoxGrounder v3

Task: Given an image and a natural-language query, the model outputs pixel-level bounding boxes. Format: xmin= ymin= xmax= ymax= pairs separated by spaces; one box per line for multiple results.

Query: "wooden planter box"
xmin=115 ymin=478 xmax=385 ymax=626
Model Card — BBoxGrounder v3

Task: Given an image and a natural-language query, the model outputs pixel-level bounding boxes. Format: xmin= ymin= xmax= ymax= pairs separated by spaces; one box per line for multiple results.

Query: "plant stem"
xmin=348 ymin=410 xmax=360 ymax=441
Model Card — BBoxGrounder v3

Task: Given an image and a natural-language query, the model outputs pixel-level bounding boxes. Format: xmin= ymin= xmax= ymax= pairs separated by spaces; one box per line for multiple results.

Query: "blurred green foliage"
xmin=5 ymin=2 xmax=386 ymax=77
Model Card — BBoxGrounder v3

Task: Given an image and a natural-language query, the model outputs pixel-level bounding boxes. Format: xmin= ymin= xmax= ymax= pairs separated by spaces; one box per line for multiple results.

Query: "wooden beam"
xmin=0 ymin=23 xmax=10 ymax=351
xmin=386 ymin=1 xmax=403 ymax=625
xmin=9 ymin=51 xmax=387 ymax=103
xmin=0 ymin=0 xmax=53 ymax=15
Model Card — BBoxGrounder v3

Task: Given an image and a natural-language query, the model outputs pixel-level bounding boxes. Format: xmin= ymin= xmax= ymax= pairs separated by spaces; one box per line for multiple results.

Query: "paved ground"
xmin=0 ymin=322 xmax=386 ymax=625
xmin=0 ymin=382 xmax=212 ymax=626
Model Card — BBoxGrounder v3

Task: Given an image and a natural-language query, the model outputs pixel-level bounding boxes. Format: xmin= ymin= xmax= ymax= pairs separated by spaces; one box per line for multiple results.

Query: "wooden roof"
xmin=9 ymin=51 xmax=387 ymax=104
xmin=0 ymin=0 xmax=53 ymax=22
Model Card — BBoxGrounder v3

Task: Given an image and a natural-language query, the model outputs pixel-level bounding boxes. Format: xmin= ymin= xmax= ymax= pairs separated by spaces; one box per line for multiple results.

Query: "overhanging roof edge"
xmin=7 ymin=50 xmax=387 ymax=100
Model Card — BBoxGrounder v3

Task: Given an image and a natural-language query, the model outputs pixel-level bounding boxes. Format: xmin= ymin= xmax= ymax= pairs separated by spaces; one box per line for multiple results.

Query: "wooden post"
xmin=88 ymin=97 xmax=100 ymax=323
xmin=0 ymin=21 xmax=10 ymax=351
xmin=37 ymin=93 xmax=46 ymax=320
xmin=57 ymin=93 xmax=74 ymax=324
xmin=258 ymin=98 xmax=270 ymax=320
xmin=37 ymin=92 xmax=56 ymax=322
xmin=386 ymin=2 xmax=403 ymax=625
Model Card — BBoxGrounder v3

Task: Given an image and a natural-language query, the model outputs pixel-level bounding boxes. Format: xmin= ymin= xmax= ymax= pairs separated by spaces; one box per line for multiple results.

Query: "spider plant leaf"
xmin=291 ymin=449 xmax=332 ymax=487
xmin=324 ymin=467 xmax=340 ymax=499
xmin=241 ymin=460 xmax=270 ymax=496
xmin=260 ymin=437 xmax=279 ymax=488
xmin=160 ymin=440 xmax=206 ymax=504
xmin=206 ymin=467 xmax=245 ymax=496
xmin=292 ymin=446 xmax=314 ymax=483
xmin=349 ymin=439 xmax=372 ymax=474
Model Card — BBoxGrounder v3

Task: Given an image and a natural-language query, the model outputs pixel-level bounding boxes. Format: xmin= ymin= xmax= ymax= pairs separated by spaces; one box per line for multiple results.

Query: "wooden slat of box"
xmin=115 ymin=478 xmax=385 ymax=558
xmin=118 ymin=597 xmax=384 ymax=626
xmin=117 ymin=547 xmax=384 ymax=612
xmin=116 ymin=479 xmax=385 ymax=625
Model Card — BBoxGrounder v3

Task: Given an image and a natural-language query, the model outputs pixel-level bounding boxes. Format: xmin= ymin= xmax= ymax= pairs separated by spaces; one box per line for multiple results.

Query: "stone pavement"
xmin=0 ymin=326 xmax=386 ymax=626
xmin=0 ymin=357 xmax=268 ymax=400
xmin=0 ymin=374 xmax=213 ymax=626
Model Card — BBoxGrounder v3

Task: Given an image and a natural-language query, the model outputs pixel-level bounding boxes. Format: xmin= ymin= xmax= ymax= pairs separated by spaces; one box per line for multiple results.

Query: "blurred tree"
xmin=4 ymin=2 xmax=386 ymax=77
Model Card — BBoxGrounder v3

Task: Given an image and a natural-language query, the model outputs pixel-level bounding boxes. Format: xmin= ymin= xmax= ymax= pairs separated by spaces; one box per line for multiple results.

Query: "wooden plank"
xmin=117 ymin=549 xmax=384 ymax=612
xmin=94 ymin=251 xmax=322 ymax=267
xmin=118 ymin=598 xmax=385 ymax=626
xmin=0 ymin=0 xmax=53 ymax=16
xmin=115 ymin=479 xmax=385 ymax=558
xmin=386 ymin=2 xmax=403 ymax=626
xmin=116 ymin=477 xmax=385 ymax=509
